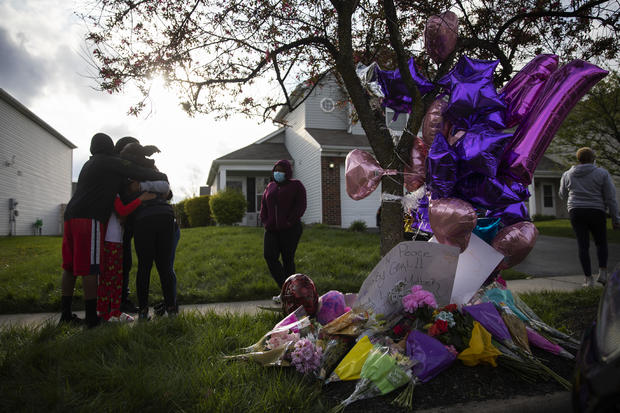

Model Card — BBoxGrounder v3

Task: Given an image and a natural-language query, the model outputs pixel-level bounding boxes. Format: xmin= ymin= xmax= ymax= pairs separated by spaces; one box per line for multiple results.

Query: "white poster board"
xmin=355 ymin=241 xmax=459 ymax=318
xmin=430 ymin=234 xmax=504 ymax=305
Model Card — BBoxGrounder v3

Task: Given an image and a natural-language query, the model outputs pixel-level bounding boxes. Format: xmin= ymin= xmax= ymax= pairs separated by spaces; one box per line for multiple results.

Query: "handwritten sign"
xmin=355 ymin=241 xmax=459 ymax=318
xmin=430 ymin=234 xmax=504 ymax=305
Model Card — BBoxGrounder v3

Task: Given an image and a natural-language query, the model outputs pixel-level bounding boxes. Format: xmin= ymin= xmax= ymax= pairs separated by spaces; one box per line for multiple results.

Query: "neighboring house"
xmin=207 ymin=74 xmax=579 ymax=227
xmin=0 ymin=88 xmax=76 ymax=236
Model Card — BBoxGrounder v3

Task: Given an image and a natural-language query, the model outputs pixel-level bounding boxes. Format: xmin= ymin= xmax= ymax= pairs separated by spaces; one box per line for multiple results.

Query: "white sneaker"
xmin=582 ymin=277 xmax=595 ymax=288
xmin=272 ymin=294 xmax=282 ymax=304
xmin=109 ymin=313 xmax=135 ymax=323
xmin=598 ymin=268 xmax=608 ymax=285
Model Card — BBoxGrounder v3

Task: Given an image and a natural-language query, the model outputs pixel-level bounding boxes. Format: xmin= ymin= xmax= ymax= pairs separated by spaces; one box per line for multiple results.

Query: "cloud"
xmin=0 ymin=27 xmax=50 ymax=105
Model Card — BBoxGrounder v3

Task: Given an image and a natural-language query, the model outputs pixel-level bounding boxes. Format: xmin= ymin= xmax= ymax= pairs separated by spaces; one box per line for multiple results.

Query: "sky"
xmin=0 ymin=0 xmax=278 ymax=200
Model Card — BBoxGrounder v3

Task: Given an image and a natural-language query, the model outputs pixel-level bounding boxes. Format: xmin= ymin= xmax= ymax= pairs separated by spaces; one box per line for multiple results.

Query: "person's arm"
xmin=602 ymin=171 xmax=620 ymax=227
xmin=259 ymin=188 xmax=268 ymax=225
xmin=113 ymin=193 xmax=156 ymax=216
xmin=104 ymin=155 xmax=167 ymax=182
xmin=558 ymin=172 xmax=567 ymax=200
xmin=140 ymin=180 xmax=170 ymax=194
xmin=288 ymin=183 xmax=307 ymax=223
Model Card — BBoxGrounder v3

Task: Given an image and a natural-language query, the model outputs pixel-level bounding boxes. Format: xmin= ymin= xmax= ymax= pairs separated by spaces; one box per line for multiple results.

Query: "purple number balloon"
xmin=502 ymin=60 xmax=608 ymax=185
xmin=500 ymin=54 xmax=559 ymax=128
xmin=424 ymin=11 xmax=459 ymax=64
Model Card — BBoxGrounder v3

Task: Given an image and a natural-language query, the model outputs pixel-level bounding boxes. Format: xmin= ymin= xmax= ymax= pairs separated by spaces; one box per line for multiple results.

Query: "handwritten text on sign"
xmin=355 ymin=241 xmax=459 ymax=318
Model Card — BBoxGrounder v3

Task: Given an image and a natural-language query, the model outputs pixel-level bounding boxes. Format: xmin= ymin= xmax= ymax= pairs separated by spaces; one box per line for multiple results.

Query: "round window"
xmin=320 ymin=98 xmax=335 ymax=112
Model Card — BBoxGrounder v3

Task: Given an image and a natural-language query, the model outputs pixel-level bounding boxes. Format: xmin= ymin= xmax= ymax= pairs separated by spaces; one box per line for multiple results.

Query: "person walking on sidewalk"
xmin=559 ymin=147 xmax=620 ymax=287
xmin=260 ymin=159 xmax=307 ymax=303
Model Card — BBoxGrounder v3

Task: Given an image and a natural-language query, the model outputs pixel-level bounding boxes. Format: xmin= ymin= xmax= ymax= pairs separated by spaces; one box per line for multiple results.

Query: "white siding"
xmin=284 ymin=128 xmax=322 ymax=224
xmin=0 ymin=99 xmax=73 ymax=235
xmin=339 ymin=163 xmax=381 ymax=228
xmin=305 ymin=75 xmax=349 ymax=130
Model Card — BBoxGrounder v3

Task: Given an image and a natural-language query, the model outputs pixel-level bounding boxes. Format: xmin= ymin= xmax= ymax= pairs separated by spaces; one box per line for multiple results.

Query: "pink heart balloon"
xmin=429 ymin=198 xmax=477 ymax=253
xmin=422 ymin=98 xmax=450 ymax=147
xmin=345 ymin=149 xmax=397 ymax=200
xmin=492 ymin=221 xmax=538 ymax=270
xmin=404 ymin=137 xmax=428 ymax=192
xmin=424 ymin=11 xmax=459 ymax=64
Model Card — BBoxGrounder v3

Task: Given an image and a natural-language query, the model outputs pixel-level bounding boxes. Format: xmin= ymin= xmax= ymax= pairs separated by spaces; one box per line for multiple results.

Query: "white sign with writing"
xmin=355 ymin=241 xmax=459 ymax=318
xmin=430 ymin=234 xmax=504 ymax=305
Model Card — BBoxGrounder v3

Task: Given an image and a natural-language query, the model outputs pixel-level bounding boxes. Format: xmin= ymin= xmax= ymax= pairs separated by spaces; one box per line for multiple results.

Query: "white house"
xmin=207 ymin=74 xmax=575 ymax=227
xmin=0 ymin=88 xmax=76 ymax=236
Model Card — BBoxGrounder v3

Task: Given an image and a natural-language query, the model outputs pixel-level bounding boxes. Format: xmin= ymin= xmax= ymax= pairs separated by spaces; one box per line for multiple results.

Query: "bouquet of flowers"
xmin=330 ymin=344 xmax=414 ymax=412
xmin=290 ymin=338 xmax=322 ymax=375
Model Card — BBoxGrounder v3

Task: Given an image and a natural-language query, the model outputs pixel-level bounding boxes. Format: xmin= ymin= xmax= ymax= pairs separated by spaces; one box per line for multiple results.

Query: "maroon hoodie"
xmin=260 ymin=159 xmax=307 ymax=231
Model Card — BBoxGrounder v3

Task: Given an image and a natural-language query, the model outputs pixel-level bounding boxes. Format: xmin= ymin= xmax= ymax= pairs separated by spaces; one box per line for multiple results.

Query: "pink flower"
xmin=402 ymin=285 xmax=437 ymax=312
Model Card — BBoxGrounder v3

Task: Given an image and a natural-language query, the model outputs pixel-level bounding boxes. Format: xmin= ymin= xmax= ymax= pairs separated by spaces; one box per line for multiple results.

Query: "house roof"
xmin=0 ymin=88 xmax=77 ymax=149
xmin=306 ymin=128 xmax=371 ymax=149
xmin=207 ymin=130 xmax=292 ymax=186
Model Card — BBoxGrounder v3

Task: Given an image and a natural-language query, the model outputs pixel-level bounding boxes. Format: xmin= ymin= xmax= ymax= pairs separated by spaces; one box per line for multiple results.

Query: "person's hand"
xmin=138 ymin=192 xmax=157 ymax=202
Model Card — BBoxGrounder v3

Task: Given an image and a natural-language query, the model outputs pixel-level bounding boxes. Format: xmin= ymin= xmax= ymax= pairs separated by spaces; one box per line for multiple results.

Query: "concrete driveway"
xmin=513 ymin=235 xmax=620 ymax=277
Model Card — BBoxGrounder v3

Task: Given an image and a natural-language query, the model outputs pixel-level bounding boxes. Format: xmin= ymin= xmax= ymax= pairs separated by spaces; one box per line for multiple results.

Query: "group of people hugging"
xmin=60 ymin=133 xmax=179 ymax=327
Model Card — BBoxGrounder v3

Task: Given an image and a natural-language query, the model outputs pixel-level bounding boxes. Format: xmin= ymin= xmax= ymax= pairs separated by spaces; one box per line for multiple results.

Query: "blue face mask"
xmin=274 ymin=171 xmax=286 ymax=183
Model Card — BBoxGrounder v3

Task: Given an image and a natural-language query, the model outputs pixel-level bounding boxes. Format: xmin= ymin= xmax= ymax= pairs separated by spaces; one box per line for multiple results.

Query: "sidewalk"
xmin=0 ymin=275 xmax=592 ymax=329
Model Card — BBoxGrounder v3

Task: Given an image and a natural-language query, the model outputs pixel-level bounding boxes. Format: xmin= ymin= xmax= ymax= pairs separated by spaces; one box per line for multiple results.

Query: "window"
xmin=255 ymin=176 xmax=271 ymax=211
xmin=385 ymin=108 xmax=408 ymax=131
xmin=226 ymin=180 xmax=242 ymax=193
xmin=320 ymin=98 xmax=335 ymax=112
xmin=543 ymin=184 xmax=554 ymax=208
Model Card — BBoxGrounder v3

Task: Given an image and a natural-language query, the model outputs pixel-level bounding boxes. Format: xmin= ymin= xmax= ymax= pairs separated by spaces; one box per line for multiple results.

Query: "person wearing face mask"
xmin=260 ymin=159 xmax=307 ymax=303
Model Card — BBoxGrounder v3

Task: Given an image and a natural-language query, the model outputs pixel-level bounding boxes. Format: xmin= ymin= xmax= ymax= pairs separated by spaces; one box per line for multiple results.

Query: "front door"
xmin=541 ymin=183 xmax=555 ymax=216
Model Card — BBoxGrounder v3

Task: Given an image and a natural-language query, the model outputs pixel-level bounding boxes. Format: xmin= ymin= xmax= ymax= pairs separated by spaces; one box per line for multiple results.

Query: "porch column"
xmin=219 ymin=168 xmax=227 ymax=192
xmin=528 ymin=176 xmax=537 ymax=217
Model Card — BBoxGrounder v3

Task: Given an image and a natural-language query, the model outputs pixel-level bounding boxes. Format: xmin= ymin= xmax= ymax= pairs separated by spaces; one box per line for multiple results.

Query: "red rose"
xmin=444 ymin=304 xmax=458 ymax=313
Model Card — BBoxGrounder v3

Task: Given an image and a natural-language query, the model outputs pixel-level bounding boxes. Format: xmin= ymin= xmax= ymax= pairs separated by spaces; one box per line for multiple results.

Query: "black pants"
xmin=264 ymin=222 xmax=303 ymax=288
xmin=121 ymin=225 xmax=133 ymax=303
xmin=134 ymin=214 xmax=176 ymax=310
xmin=569 ymin=208 xmax=608 ymax=277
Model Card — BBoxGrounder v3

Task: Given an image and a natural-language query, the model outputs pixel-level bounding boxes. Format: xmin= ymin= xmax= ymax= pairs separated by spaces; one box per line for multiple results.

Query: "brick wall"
xmin=321 ymin=157 xmax=342 ymax=226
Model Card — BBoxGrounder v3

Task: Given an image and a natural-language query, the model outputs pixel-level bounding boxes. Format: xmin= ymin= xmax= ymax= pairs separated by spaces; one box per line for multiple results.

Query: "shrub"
xmin=209 ymin=189 xmax=247 ymax=225
xmin=348 ymin=220 xmax=367 ymax=232
xmin=173 ymin=200 xmax=190 ymax=228
xmin=532 ymin=214 xmax=556 ymax=222
xmin=185 ymin=195 xmax=213 ymax=227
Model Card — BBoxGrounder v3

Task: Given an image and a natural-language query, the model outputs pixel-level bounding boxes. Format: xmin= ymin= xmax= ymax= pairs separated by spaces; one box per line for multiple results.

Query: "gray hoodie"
xmin=559 ymin=163 xmax=620 ymax=224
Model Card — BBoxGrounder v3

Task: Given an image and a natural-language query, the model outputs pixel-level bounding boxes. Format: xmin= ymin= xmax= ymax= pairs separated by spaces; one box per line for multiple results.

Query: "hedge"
xmin=184 ymin=195 xmax=213 ymax=227
xmin=209 ymin=189 xmax=247 ymax=225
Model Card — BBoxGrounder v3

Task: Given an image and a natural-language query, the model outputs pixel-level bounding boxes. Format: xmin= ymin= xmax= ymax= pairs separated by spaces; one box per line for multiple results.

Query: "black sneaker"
xmin=153 ymin=301 xmax=166 ymax=317
xmin=138 ymin=308 xmax=151 ymax=322
xmin=120 ymin=299 xmax=139 ymax=314
xmin=58 ymin=313 xmax=83 ymax=327
xmin=86 ymin=316 xmax=102 ymax=329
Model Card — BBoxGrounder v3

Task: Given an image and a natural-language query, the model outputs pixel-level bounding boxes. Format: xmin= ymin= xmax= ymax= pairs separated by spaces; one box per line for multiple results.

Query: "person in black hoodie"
xmin=60 ymin=133 xmax=167 ymax=328
xmin=113 ymin=136 xmax=140 ymax=313
xmin=118 ymin=145 xmax=177 ymax=320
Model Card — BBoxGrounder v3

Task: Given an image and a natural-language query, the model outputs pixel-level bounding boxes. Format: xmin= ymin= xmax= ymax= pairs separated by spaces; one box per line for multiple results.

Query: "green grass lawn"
xmin=0 ymin=288 xmax=601 ymax=412
xmin=534 ymin=218 xmax=620 ymax=243
xmin=0 ymin=226 xmax=380 ymax=314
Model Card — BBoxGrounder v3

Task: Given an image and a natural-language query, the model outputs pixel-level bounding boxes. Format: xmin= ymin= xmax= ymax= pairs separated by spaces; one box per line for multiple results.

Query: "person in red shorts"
xmin=60 ymin=133 xmax=167 ymax=328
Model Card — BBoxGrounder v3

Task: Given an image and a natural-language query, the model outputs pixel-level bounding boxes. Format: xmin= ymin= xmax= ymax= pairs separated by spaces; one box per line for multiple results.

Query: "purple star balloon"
xmin=486 ymin=202 xmax=530 ymax=226
xmin=456 ymin=174 xmax=529 ymax=210
xmin=377 ymin=57 xmax=434 ymax=114
xmin=454 ymin=126 xmax=513 ymax=179
xmin=426 ymin=132 xmax=457 ymax=199
xmin=438 ymin=56 xmax=506 ymax=129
